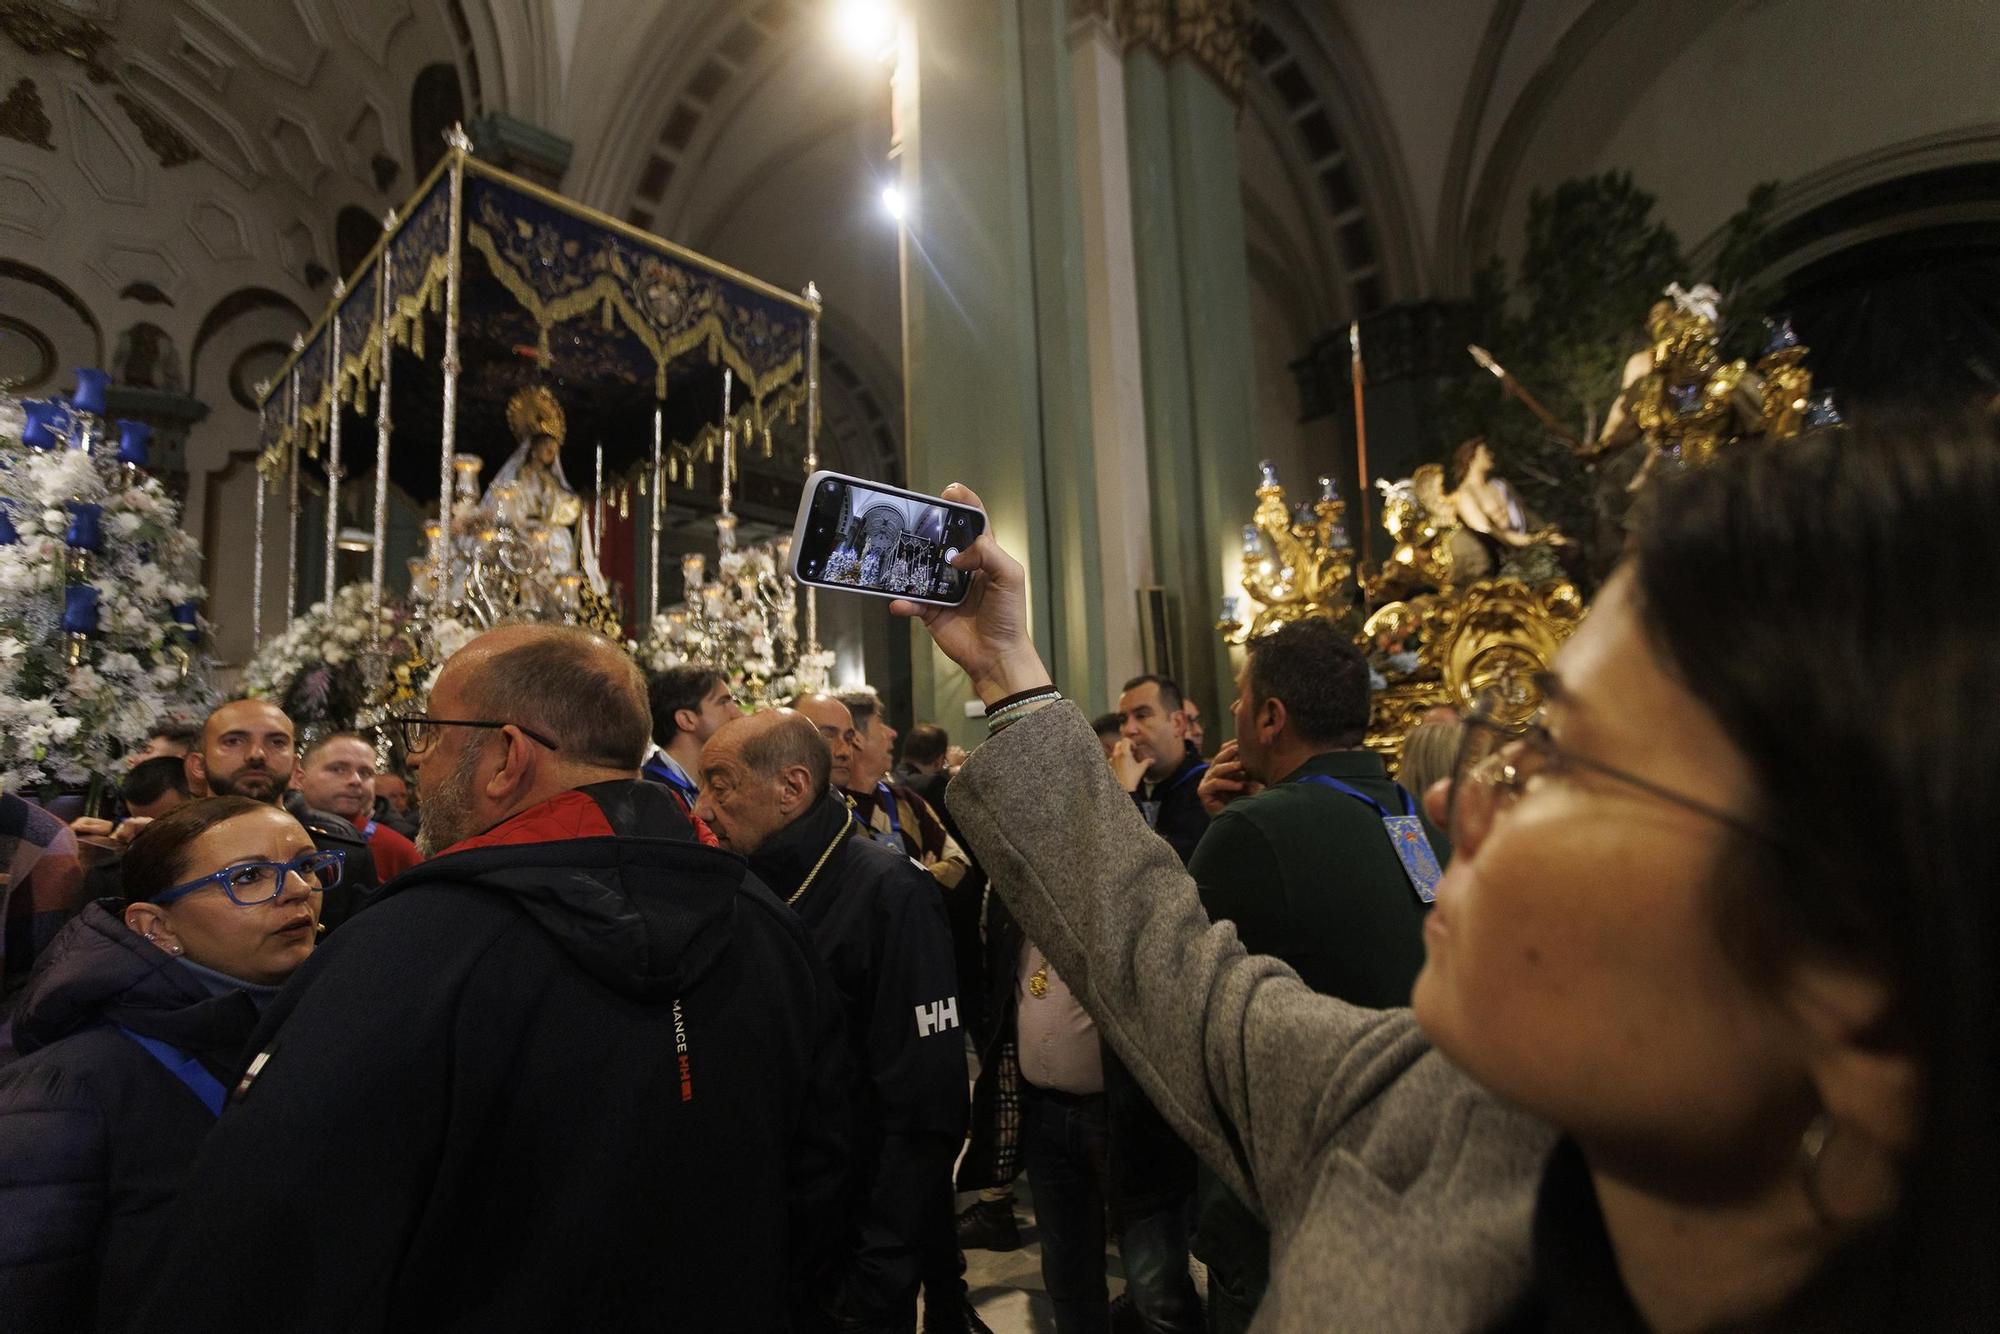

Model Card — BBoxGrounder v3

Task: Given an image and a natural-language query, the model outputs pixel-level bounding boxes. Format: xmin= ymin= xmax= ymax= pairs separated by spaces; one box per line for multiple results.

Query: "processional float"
xmin=247 ymin=125 xmax=831 ymax=722
xmin=1220 ymin=285 xmax=1837 ymax=765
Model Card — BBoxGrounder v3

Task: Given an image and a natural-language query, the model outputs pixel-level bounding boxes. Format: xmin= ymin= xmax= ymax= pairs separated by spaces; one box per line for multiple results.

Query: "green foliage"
xmin=1436 ymin=171 xmax=1780 ymax=573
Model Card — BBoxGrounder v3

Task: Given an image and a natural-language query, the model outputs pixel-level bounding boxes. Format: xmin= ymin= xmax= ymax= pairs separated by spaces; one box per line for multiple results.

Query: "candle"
xmin=0 ymin=503 xmax=15 ymax=545
xmin=62 ymin=583 xmax=101 ymax=634
xmin=65 ymin=501 xmax=104 ymax=552
xmin=682 ymin=553 xmax=705 ymax=596
xmin=116 ymin=420 xmax=153 ymax=468
xmin=1241 ymin=524 xmax=1265 ymax=558
xmin=71 ymin=367 xmax=109 ymax=416
xmin=20 ymin=400 xmax=56 ymax=449
xmin=171 ymin=601 xmax=199 ymax=630
xmin=1317 ymin=475 xmax=1339 ymax=503
xmin=1258 ymin=459 xmax=1280 ymax=488
xmin=1220 ymin=595 xmax=1241 ymax=623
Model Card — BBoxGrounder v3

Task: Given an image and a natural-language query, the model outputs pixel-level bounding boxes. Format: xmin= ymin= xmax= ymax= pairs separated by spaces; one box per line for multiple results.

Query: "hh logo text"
xmin=914 ymin=996 xmax=960 ymax=1038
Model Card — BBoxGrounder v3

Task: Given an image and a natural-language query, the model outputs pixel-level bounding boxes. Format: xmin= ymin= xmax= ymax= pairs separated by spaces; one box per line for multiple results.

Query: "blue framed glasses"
xmin=154 ymin=848 xmax=345 ymax=908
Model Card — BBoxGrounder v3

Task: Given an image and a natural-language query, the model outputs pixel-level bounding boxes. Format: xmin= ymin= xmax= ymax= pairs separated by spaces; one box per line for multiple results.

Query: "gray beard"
xmin=414 ymin=742 xmax=487 ymax=857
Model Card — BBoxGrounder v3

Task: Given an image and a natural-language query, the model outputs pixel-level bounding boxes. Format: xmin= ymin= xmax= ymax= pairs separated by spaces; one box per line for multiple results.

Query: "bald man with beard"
xmin=136 ymin=626 xmax=852 ymax=1332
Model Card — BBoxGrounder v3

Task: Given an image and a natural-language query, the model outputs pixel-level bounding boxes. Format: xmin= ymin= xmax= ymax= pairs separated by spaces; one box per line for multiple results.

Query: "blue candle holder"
xmin=63 ymin=583 xmax=101 ymax=635
xmin=21 ymin=399 xmax=57 ymax=449
xmin=65 ymin=501 xmax=105 ymax=553
xmin=116 ymin=420 xmax=153 ymax=469
xmin=71 ymin=367 xmax=110 ymax=416
xmin=171 ymin=601 xmax=200 ymax=633
xmin=0 ymin=503 xmax=15 ymax=545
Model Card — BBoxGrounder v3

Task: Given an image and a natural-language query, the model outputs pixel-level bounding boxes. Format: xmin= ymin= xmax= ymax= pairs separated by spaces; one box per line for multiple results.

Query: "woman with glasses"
xmin=0 ymin=796 xmax=330 ymax=1331
xmin=904 ymin=413 xmax=1995 ymax=1331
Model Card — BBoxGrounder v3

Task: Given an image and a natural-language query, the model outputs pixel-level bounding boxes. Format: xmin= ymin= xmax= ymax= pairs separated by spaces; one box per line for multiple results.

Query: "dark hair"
xmin=838 ymin=690 xmax=881 ymax=734
xmin=122 ymin=755 xmax=191 ymax=808
xmin=1449 ymin=436 xmax=1489 ymax=487
xmin=1633 ymin=411 xmax=1999 ymax=1326
xmin=647 ymin=665 xmax=725 ymax=748
xmin=1243 ymin=620 xmax=1370 ymax=748
xmin=122 ymin=796 xmax=271 ymax=903
xmin=146 ymin=720 xmax=201 ymax=750
xmin=902 ymin=723 xmax=949 ymax=767
xmin=744 ymin=712 xmax=833 ymax=801
xmin=1120 ymin=674 xmax=1184 ymax=713
xmin=460 ymin=626 xmax=651 ymax=770
xmin=1091 ymin=712 xmax=1124 ymax=740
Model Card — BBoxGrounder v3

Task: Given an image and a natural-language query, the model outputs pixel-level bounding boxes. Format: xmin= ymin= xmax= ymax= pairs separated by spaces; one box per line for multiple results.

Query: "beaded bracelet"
xmin=986 ymin=688 xmax=1063 ymax=734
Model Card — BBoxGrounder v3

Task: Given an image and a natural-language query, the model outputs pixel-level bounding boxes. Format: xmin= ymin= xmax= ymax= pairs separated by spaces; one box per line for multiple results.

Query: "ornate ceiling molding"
xmin=1072 ymin=0 xmax=1252 ymax=103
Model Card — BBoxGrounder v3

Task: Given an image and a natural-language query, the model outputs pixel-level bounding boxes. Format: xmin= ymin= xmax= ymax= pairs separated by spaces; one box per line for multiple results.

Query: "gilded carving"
xmin=113 ymin=92 xmax=199 ymax=168
xmin=0 ymin=75 xmax=52 ymax=150
xmin=1071 ymin=0 xmax=1250 ymax=102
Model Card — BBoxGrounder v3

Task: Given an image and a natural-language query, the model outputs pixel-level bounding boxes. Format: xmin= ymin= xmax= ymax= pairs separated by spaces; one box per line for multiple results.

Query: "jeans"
xmin=1023 ymin=1085 xmax=1110 ymax=1334
xmin=1118 ymin=1200 xmax=1204 ymax=1334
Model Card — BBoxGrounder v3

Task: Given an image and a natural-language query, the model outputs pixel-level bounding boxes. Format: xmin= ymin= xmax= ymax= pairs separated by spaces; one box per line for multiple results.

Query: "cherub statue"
xmin=1365 ymin=440 xmax=1569 ymax=601
xmin=1589 ymin=283 xmax=1765 ymax=490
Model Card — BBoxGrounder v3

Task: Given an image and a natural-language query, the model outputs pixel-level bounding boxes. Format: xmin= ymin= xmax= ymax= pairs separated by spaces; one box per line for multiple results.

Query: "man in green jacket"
xmin=1189 ymin=618 xmax=1447 ymax=1332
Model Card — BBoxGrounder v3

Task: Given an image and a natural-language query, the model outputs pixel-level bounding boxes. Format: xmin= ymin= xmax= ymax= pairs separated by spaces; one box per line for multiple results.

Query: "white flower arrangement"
xmin=0 ymin=425 xmax=214 ymax=793
xmin=242 ymin=582 xmax=416 ymax=731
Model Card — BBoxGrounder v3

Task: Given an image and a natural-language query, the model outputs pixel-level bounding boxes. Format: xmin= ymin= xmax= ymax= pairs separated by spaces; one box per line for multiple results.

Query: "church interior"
xmin=2 ymin=3 xmax=1998 ymax=1328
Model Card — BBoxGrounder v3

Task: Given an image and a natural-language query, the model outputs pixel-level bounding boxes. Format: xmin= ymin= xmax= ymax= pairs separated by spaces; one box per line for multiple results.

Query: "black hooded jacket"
xmin=131 ymin=780 xmax=853 ymax=1333
xmin=0 ymin=902 xmax=266 ymax=1333
xmin=749 ymin=792 xmax=967 ymax=1328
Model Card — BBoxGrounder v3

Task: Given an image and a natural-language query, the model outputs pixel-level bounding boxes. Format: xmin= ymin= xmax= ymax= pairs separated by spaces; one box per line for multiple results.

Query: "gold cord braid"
xmin=787 ymin=817 xmax=855 ymax=907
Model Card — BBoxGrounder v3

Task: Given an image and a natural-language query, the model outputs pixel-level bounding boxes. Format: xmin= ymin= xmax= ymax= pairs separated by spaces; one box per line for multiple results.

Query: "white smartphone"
xmin=789 ymin=470 xmax=987 ymax=607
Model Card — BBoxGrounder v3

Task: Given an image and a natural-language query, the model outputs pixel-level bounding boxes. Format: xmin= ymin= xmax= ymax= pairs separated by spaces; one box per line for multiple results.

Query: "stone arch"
xmin=409 ymin=62 xmax=465 ymax=181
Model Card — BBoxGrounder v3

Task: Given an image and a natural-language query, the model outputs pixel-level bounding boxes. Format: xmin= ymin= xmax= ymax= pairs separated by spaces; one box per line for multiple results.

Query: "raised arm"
xmin=896 ymin=489 xmax=1459 ymax=1227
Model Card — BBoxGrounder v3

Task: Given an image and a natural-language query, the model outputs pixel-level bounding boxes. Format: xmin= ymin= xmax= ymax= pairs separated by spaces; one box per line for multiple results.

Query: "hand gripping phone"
xmin=788 ymin=470 xmax=986 ymax=607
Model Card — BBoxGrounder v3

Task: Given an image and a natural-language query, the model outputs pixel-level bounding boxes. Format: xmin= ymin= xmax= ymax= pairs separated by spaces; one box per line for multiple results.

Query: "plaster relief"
xmin=87 ymin=236 xmax=188 ymax=306
xmin=267 ymin=110 xmax=331 ymax=193
xmin=120 ymin=56 xmax=264 ymax=188
xmin=62 ymin=82 xmax=145 ymax=204
xmin=188 ymin=0 xmax=329 ymax=89
xmin=0 ymin=165 xmax=58 ymax=236
xmin=187 ymin=198 xmax=252 ymax=263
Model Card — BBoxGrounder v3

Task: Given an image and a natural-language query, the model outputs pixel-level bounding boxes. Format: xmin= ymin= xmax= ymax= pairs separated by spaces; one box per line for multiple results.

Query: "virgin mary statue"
xmin=488 ymin=385 xmax=606 ymax=594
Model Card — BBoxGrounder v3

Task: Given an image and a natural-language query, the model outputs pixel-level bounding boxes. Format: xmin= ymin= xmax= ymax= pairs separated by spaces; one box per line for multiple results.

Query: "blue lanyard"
xmin=646 ymin=755 xmax=699 ymax=806
xmin=116 ymin=1026 xmax=226 ymax=1116
xmin=1288 ymin=773 xmax=1439 ymax=904
xmin=875 ymin=782 xmax=904 ymax=838
xmin=1288 ymin=773 xmax=1415 ymax=817
xmin=361 ymin=819 xmax=378 ymax=840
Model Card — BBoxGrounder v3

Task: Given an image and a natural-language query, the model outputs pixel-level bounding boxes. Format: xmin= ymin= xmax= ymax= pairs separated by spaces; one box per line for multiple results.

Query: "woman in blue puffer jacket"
xmin=0 ymin=795 xmax=330 ymax=1331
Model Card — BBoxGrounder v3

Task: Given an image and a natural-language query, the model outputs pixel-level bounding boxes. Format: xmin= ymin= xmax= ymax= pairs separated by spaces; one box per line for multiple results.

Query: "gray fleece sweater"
xmin=948 ymin=702 xmax=1558 ymax=1332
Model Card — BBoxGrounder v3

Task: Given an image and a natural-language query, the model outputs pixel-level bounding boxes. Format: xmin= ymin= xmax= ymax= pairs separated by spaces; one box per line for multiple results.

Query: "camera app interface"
xmin=798 ymin=478 xmax=978 ymax=602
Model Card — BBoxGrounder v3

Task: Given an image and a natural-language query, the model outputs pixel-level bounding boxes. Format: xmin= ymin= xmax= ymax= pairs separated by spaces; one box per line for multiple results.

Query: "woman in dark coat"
xmin=0 ymin=796 xmax=328 ymax=1331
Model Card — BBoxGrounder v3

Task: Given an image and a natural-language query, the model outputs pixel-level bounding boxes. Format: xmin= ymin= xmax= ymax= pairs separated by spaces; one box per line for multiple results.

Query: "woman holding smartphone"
xmin=0 ymin=797 xmax=331 ymax=1332
xmin=897 ymin=414 xmax=1993 ymax=1330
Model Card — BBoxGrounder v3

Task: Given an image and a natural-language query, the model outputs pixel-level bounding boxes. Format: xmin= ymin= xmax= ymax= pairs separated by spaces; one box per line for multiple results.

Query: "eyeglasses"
xmin=388 ymin=715 xmax=559 ymax=758
xmin=154 ymin=848 xmax=345 ymax=908
xmin=1445 ymin=682 xmax=1780 ymax=852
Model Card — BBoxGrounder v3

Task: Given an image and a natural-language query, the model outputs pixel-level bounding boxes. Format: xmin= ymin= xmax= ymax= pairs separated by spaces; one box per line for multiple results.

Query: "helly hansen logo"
xmin=672 ymin=997 xmax=693 ymax=1102
xmin=915 ymin=996 xmax=960 ymax=1037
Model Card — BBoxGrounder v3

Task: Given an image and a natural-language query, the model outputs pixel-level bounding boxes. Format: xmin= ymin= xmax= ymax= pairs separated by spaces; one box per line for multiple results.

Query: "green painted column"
xmin=898 ymin=0 xmax=1106 ymax=739
xmin=1125 ymin=50 xmax=1262 ymax=720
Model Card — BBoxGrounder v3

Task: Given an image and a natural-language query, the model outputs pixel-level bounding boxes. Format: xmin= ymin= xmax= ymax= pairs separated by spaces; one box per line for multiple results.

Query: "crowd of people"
xmin=0 ymin=406 xmax=1993 ymax=1332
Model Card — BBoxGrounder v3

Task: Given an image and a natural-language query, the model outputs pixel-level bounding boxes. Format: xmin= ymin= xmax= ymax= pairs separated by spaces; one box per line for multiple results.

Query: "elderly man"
xmin=135 ymin=626 xmax=851 ymax=1332
xmin=791 ymin=691 xmax=860 ymax=789
xmin=184 ymin=698 xmax=378 ymax=932
xmin=698 ymin=710 xmax=974 ymax=1334
xmin=837 ymin=690 xmax=968 ymax=890
xmin=293 ymin=732 xmax=422 ymax=883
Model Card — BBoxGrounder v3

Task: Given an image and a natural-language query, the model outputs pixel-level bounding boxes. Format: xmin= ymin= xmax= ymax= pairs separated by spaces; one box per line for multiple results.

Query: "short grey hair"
xmin=458 ymin=625 xmax=651 ymax=770
xmin=741 ymin=711 xmax=832 ymax=801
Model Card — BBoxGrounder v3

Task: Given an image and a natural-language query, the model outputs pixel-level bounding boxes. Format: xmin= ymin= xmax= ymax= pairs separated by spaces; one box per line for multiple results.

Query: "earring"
xmin=1797 ymin=1112 xmax=1840 ymax=1225
xmin=169 ymin=944 xmax=184 ymax=957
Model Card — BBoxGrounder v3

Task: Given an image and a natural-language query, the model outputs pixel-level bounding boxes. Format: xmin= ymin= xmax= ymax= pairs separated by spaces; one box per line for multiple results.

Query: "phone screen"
xmin=791 ymin=473 xmax=985 ymax=606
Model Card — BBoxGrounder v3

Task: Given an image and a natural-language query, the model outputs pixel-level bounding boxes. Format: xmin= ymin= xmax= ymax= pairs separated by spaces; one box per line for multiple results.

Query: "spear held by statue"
xmin=1468 ymin=344 xmax=1584 ymax=452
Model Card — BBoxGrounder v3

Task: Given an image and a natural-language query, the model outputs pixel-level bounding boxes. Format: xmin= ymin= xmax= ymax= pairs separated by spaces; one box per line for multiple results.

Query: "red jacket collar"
xmin=442 ymin=789 xmax=616 ymax=856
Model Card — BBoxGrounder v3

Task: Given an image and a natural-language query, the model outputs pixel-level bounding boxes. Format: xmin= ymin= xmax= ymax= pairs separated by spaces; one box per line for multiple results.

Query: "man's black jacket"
xmin=750 ymin=792 xmax=968 ymax=1329
xmin=1131 ymin=747 xmax=1211 ymax=864
xmin=131 ymin=780 xmax=853 ymax=1333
